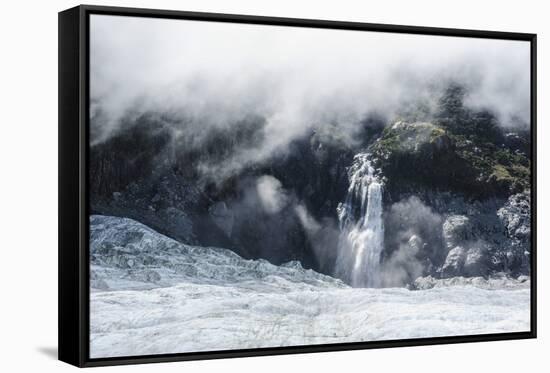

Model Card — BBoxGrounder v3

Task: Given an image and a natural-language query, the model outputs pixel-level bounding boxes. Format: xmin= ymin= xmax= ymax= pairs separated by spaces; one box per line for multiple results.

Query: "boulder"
xmin=407 ymin=235 xmax=423 ymax=252
xmin=497 ymin=190 xmax=531 ymax=242
xmin=463 ymin=246 xmax=489 ymax=277
xmin=442 ymin=215 xmax=472 ymax=249
xmin=440 ymin=246 xmax=467 ymax=278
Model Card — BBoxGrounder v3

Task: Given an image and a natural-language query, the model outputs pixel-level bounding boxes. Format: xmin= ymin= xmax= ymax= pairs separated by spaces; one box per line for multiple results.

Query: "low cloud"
xmin=256 ymin=175 xmax=289 ymax=214
xmin=295 ymin=204 xmax=321 ymax=233
xmin=88 ymin=16 xmax=530 ymax=279
xmin=381 ymin=196 xmax=444 ymax=286
xmin=90 ymin=15 xmax=531 ymax=181
xmin=295 ymin=204 xmax=341 ymax=273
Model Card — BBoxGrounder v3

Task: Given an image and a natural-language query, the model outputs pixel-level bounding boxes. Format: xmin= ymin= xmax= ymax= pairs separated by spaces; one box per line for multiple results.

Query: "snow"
xmin=89 ymin=215 xmax=530 ymax=358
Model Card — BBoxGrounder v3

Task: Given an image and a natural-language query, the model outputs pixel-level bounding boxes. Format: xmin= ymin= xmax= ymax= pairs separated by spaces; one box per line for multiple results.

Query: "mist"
xmin=90 ymin=14 xmax=530 ymax=180
xmin=295 ymin=204 xmax=341 ymax=272
xmin=382 ymin=196 xmax=444 ymax=287
xmin=89 ymin=15 xmax=531 ymax=285
xmin=256 ymin=175 xmax=290 ymax=214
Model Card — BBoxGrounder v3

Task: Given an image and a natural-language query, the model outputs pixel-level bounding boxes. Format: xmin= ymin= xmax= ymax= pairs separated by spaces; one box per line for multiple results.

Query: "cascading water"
xmin=336 ymin=153 xmax=384 ymax=287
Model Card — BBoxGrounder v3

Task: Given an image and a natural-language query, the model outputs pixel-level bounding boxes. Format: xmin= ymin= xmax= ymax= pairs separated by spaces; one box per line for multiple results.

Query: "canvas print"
xmin=88 ymin=15 xmax=532 ymax=358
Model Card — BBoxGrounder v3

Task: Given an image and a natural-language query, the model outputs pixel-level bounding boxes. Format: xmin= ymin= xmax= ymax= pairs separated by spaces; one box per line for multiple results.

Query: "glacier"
xmin=89 ymin=215 xmax=530 ymax=358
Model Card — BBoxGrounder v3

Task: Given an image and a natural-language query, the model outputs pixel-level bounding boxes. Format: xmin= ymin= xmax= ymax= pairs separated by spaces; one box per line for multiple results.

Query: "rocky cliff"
xmin=89 ymin=84 xmax=532 ymax=287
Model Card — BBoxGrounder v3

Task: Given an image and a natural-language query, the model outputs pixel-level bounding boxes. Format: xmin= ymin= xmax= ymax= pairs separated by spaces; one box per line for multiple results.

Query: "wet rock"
xmin=497 ymin=190 xmax=531 ymax=243
xmin=440 ymin=246 xmax=467 ymax=278
xmin=463 ymin=246 xmax=489 ymax=277
xmin=442 ymin=215 xmax=472 ymax=249
xmin=408 ymin=235 xmax=423 ymax=252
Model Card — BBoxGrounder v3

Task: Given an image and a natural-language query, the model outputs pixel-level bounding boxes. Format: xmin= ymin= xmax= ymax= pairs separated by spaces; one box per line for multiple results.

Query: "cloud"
xmin=294 ymin=204 xmax=321 ymax=232
xmin=294 ymin=204 xmax=341 ymax=273
xmin=381 ymin=235 xmax=426 ymax=288
xmin=256 ymin=175 xmax=289 ymax=214
xmin=90 ymin=14 xmax=531 ymax=179
xmin=381 ymin=196 xmax=444 ymax=286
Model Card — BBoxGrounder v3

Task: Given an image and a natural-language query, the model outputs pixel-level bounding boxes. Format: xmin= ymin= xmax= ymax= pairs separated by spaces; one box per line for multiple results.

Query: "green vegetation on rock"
xmin=370 ymin=85 xmax=530 ymax=199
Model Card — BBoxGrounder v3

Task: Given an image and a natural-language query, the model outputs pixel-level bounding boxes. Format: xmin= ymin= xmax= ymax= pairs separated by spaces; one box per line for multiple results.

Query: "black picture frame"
xmin=59 ymin=4 xmax=537 ymax=368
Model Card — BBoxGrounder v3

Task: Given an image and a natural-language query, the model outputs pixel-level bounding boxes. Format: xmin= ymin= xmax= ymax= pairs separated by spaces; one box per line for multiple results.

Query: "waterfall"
xmin=336 ymin=153 xmax=384 ymax=287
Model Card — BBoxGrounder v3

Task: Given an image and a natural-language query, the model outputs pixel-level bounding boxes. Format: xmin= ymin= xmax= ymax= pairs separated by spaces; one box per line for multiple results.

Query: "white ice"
xmin=89 ymin=215 xmax=530 ymax=358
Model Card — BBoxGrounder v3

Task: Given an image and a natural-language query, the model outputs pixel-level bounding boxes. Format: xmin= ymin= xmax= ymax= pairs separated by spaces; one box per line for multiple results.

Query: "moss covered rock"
xmin=370 ymin=120 xmax=530 ymax=200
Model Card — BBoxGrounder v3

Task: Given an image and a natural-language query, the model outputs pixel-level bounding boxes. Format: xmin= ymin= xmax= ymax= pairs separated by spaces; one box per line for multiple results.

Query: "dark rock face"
xmin=371 ymin=84 xmax=530 ymax=201
xmin=371 ymin=120 xmax=530 ymax=200
xmin=364 ymin=85 xmax=532 ymax=284
xmin=497 ymin=190 xmax=532 ymax=275
xmin=89 ymin=112 xmax=357 ymax=271
xmin=89 ymin=85 xmax=532 ymax=285
xmin=381 ymin=189 xmax=531 ymax=283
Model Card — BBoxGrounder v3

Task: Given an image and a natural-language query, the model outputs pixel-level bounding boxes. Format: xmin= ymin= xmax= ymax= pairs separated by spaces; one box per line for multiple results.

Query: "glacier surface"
xmin=89 ymin=215 xmax=530 ymax=358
